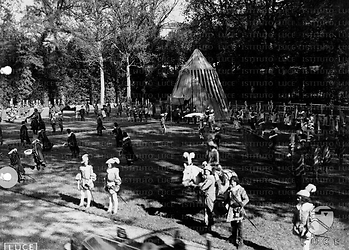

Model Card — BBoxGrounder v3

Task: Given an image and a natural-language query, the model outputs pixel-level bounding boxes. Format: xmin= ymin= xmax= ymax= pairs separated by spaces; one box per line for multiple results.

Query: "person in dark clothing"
xmin=57 ymin=113 xmax=63 ymax=133
xmin=38 ymin=119 xmax=46 ymax=131
xmin=20 ymin=121 xmax=31 ymax=146
xmin=97 ymin=114 xmax=104 ymax=136
xmin=79 ymin=107 xmax=86 ymax=121
xmin=112 ymin=122 xmax=123 ymax=147
xmin=65 ymin=129 xmax=79 ymax=158
xmin=32 ymin=138 xmax=46 ymax=170
xmin=0 ymin=125 xmax=3 ymax=145
xmin=38 ymin=129 xmax=53 ymax=151
xmin=27 ymin=108 xmax=41 ymax=135
xmin=8 ymin=147 xmax=25 ymax=182
xmin=213 ymin=127 xmax=222 ymax=149
xmin=120 ymin=132 xmax=138 ymax=165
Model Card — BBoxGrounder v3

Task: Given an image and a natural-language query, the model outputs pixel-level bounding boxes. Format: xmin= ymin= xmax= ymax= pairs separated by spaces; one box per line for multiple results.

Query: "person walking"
xmin=292 ymin=184 xmax=317 ymax=250
xmin=57 ymin=113 xmax=63 ymax=133
xmin=20 ymin=121 xmax=31 ymax=146
xmin=104 ymin=157 xmax=122 ymax=214
xmin=0 ymin=125 xmax=3 ymax=145
xmin=112 ymin=122 xmax=123 ymax=147
xmin=75 ymin=154 xmax=96 ymax=209
xmin=96 ymin=114 xmax=104 ymax=136
xmin=224 ymin=176 xmax=249 ymax=249
xmin=32 ymin=138 xmax=46 ymax=170
xmin=65 ymin=129 xmax=79 ymax=158
xmin=26 ymin=108 xmax=41 ymax=135
xmin=8 ymin=147 xmax=25 ymax=182
xmin=51 ymin=112 xmax=57 ymax=133
xmin=120 ymin=132 xmax=138 ymax=165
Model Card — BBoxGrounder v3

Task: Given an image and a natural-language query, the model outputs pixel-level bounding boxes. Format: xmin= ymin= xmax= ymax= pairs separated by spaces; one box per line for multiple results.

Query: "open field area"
xmin=1 ymin=112 xmax=349 ymax=250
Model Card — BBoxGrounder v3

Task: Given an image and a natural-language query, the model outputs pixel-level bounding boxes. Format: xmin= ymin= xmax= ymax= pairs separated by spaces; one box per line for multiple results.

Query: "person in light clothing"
xmin=292 ymin=184 xmax=317 ymax=250
xmin=104 ymin=157 xmax=122 ymax=214
xmin=224 ymin=176 xmax=249 ymax=249
xmin=194 ymin=164 xmax=216 ymax=232
xmin=75 ymin=154 xmax=96 ymax=209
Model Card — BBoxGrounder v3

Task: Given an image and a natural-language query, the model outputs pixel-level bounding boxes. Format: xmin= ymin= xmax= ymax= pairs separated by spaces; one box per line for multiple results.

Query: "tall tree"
xmin=109 ymin=0 xmax=179 ymax=101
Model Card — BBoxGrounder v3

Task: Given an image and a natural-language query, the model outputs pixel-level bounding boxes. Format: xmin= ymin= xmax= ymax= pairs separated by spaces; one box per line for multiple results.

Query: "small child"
xmin=224 ymin=176 xmax=249 ymax=249
xmin=104 ymin=157 xmax=122 ymax=214
xmin=75 ymin=154 xmax=96 ymax=209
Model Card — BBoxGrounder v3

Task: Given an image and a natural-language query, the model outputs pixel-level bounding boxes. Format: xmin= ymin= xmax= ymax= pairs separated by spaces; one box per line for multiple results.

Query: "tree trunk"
xmin=126 ymin=55 xmax=131 ymax=101
xmin=98 ymin=42 xmax=105 ymax=105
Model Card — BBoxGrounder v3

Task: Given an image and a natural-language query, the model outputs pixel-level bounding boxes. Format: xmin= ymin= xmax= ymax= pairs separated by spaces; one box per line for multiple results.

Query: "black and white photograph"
xmin=1 ymin=0 xmax=349 ymax=250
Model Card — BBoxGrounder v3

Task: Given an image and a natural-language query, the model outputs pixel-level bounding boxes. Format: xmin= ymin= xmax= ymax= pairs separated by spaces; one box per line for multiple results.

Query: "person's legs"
xmin=86 ymin=190 xmax=92 ymax=208
xmin=79 ymin=190 xmax=85 ymax=207
xmin=112 ymin=193 xmax=118 ymax=214
xmin=236 ymin=221 xmax=244 ymax=247
xmin=107 ymin=195 xmax=113 ymax=213
xmin=230 ymin=221 xmax=238 ymax=244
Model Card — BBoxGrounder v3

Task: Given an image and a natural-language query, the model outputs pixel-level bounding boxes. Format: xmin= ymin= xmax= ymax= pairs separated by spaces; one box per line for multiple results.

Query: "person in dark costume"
xmin=79 ymin=106 xmax=86 ymax=121
xmin=38 ymin=118 xmax=46 ymax=131
xmin=65 ymin=129 xmax=79 ymax=158
xmin=38 ymin=129 xmax=53 ymax=151
xmin=32 ymin=138 xmax=46 ymax=170
xmin=20 ymin=121 xmax=31 ymax=146
xmin=57 ymin=113 xmax=63 ymax=133
xmin=120 ymin=132 xmax=138 ymax=165
xmin=96 ymin=114 xmax=104 ymax=136
xmin=112 ymin=122 xmax=123 ymax=147
xmin=0 ymin=125 xmax=3 ymax=145
xmin=26 ymin=108 xmax=41 ymax=135
xmin=8 ymin=147 xmax=25 ymax=182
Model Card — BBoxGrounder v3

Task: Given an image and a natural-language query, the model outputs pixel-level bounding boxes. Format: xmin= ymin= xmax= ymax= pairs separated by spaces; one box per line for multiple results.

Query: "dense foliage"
xmin=0 ymin=0 xmax=348 ymax=107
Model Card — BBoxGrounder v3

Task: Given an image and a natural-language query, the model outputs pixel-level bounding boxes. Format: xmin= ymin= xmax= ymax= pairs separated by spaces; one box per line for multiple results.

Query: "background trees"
xmin=1 ymin=0 xmax=348 ymax=107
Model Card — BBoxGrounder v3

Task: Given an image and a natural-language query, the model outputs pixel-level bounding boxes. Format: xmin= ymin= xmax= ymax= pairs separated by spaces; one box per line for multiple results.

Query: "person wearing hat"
xmin=224 ymin=175 xmax=249 ymax=249
xmin=65 ymin=129 xmax=79 ymax=158
xmin=292 ymin=184 xmax=317 ymax=250
xmin=120 ymin=132 xmax=138 ymax=165
xmin=8 ymin=147 xmax=25 ymax=182
xmin=20 ymin=120 xmax=31 ymax=146
xmin=112 ymin=122 xmax=123 ymax=147
xmin=76 ymin=154 xmax=96 ymax=208
xmin=194 ymin=163 xmax=216 ymax=232
xmin=31 ymin=137 xmax=46 ymax=170
xmin=104 ymin=157 xmax=122 ymax=214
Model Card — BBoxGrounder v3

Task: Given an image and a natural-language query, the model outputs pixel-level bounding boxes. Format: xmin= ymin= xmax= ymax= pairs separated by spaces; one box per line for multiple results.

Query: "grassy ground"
xmin=0 ymin=112 xmax=348 ymax=250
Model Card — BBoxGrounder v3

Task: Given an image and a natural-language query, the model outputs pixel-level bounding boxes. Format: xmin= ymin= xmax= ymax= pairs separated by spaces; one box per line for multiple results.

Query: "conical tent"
xmin=171 ymin=49 xmax=228 ymax=119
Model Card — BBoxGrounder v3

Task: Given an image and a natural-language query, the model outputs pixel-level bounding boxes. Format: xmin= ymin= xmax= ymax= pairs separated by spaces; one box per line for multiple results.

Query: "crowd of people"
xmin=1 ymin=100 xmax=327 ymax=250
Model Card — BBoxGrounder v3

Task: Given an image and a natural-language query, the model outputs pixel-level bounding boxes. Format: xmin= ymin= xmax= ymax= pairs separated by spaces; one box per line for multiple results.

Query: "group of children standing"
xmin=74 ymin=154 xmax=122 ymax=215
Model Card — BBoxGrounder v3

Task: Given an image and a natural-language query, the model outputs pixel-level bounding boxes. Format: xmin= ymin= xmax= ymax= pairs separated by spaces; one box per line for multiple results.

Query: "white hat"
xmin=106 ymin=157 xmax=120 ymax=165
xmin=81 ymin=154 xmax=89 ymax=163
xmin=297 ymin=184 xmax=317 ymax=197
xmin=203 ymin=164 xmax=212 ymax=172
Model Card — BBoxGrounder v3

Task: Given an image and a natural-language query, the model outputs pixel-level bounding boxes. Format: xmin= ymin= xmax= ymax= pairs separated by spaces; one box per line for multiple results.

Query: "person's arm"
xmin=240 ymin=187 xmax=249 ymax=207
xmin=199 ymin=177 xmax=214 ymax=191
